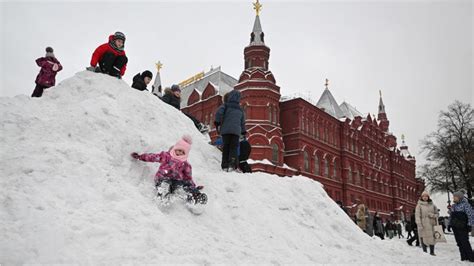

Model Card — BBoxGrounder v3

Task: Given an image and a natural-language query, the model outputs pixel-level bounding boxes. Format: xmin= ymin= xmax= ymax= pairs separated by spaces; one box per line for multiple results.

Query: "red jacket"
xmin=90 ymin=35 xmax=127 ymax=76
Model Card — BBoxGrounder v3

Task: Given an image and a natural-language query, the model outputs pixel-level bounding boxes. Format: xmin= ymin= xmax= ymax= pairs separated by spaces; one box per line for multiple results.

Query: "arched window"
xmin=333 ymin=159 xmax=338 ymax=180
xmin=325 ymin=157 xmax=330 ymax=177
xmin=210 ymin=113 xmax=214 ymax=128
xmin=314 ymin=156 xmax=320 ymax=175
xmin=272 ymin=144 xmax=279 ymax=163
xmin=273 ymin=107 xmax=277 ymax=124
xmin=348 ymin=166 xmax=353 ymax=184
xmin=268 ymin=105 xmax=272 ymax=123
xmin=204 ymin=114 xmax=208 ymax=126
xmin=303 ymin=151 xmax=309 ymax=172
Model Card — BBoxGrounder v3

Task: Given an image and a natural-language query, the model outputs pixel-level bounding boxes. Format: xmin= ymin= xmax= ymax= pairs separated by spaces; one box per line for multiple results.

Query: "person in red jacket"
xmin=88 ymin=31 xmax=128 ymax=78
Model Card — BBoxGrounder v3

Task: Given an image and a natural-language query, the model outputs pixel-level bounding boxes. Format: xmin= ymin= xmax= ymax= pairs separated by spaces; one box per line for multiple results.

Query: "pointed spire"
xmin=152 ymin=61 xmax=163 ymax=97
xmin=378 ymin=90 xmax=386 ymax=114
xmin=325 ymin=78 xmax=329 ymax=90
xmin=250 ymin=1 xmax=264 ymax=45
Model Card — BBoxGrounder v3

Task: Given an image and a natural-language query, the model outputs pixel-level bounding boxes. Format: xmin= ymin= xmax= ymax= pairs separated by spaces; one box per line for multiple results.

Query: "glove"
xmin=131 ymin=152 xmax=140 ymax=159
xmin=52 ymin=63 xmax=59 ymax=71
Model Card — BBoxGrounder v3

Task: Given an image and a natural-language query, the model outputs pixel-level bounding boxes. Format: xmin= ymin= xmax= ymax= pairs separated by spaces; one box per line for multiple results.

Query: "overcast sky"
xmin=0 ymin=0 xmax=472 ymax=212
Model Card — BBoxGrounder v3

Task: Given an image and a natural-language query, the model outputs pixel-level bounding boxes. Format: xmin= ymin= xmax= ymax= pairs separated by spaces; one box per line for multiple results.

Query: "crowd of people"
xmin=343 ymin=190 xmax=474 ymax=262
xmin=32 ymin=31 xmax=250 ymax=204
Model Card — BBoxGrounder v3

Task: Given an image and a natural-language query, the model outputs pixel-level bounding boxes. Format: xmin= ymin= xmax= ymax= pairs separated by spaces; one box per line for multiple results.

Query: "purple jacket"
xmin=35 ymin=57 xmax=62 ymax=87
xmin=137 ymin=151 xmax=195 ymax=187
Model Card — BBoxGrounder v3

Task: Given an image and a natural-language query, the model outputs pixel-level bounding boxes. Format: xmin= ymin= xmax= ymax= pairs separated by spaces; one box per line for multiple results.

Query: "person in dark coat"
xmin=449 ymin=191 xmax=474 ymax=262
xmin=162 ymin=85 xmax=181 ymax=110
xmin=31 ymin=47 xmax=63 ymax=97
xmin=131 ymin=70 xmax=153 ymax=91
xmin=88 ymin=31 xmax=128 ymax=78
xmin=215 ymin=90 xmax=246 ymax=171
xmin=407 ymin=210 xmax=420 ymax=246
xmin=162 ymin=85 xmax=206 ymax=132
xmin=373 ymin=212 xmax=384 ymax=240
xmin=396 ymin=221 xmax=404 ymax=238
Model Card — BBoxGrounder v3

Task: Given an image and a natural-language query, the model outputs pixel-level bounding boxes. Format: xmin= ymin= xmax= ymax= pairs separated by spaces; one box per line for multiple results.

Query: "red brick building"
xmin=181 ymin=12 xmax=424 ymax=220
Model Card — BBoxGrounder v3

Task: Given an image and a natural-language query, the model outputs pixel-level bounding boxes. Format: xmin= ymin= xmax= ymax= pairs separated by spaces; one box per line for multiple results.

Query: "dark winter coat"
xmin=449 ymin=198 xmax=474 ymax=230
xmin=161 ymin=89 xmax=181 ymax=110
xmin=131 ymin=73 xmax=148 ymax=91
xmin=90 ymin=35 xmax=127 ymax=76
xmin=215 ymin=90 xmax=246 ymax=136
xmin=35 ymin=57 xmax=62 ymax=88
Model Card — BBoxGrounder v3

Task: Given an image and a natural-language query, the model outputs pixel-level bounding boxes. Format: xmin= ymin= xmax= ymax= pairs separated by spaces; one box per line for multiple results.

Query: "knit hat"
xmin=453 ymin=191 xmax=464 ymax=199
xmin=170 ymin=135 xmax=192 ymax=161
xmin=141 ymin=70 xmax=153 ymax=80
xmin=171 ymin=84 xmax=181 ymax=92
xmin=421 ymin=191 xmax=430 ymax=198
xmin=113 ymin=31 xmax=126 ymax=42
xmin=45 ymin=47 xmax=54 ymax=53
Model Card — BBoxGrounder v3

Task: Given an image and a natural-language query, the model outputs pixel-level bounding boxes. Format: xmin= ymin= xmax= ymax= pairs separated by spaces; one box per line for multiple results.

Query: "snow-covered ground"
xmin=0 ymin=71 xmax=469 ymax=264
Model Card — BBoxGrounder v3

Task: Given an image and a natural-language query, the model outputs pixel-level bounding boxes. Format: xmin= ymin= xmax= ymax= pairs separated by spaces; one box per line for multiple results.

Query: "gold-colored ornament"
xmin=253 ymin=0 xmax=262 ymax=16
xmin=155 ymin=61 xmax=163 ymax=72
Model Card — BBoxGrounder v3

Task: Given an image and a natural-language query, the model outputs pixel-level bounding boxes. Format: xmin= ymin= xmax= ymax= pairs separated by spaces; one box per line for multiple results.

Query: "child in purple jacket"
xmin=32 ymin=47 xmax=62 ymax=97
xmin=131 ymin=135 xmax=206 ymax=204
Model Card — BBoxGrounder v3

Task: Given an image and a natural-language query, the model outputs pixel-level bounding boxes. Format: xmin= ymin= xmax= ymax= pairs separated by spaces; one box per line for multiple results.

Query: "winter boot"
xmin=429 ymin=245 xmax=435 ymax=256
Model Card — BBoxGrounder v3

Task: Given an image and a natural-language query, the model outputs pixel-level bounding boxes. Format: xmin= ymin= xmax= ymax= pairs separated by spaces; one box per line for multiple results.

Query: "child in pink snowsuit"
xmin=131 ymin=135 xmax=196 ymax=190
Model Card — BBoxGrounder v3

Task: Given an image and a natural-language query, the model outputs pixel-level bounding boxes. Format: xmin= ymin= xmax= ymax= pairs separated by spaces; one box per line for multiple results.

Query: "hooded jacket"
xmin=131 ymin=73 xmax=148 ymax=91
xmin=215 ymin=90 xmax=246 ymax=136
xmin=90 ymin=35 xmax=127 ymax=76
xmin=35 ymin=56 xmax=62 ymax=87
xmin=161 ymin=88 xmax=181 ymax=110
xmin=136 ymin=151 xmax=195 ymax=187
xmin=449 ymin=197 xmax=474 ymax=229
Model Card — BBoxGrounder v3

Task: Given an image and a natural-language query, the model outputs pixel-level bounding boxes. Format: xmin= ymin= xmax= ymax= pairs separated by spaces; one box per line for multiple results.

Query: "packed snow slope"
xmin=0 ymin=71 xmax=446 ymax=264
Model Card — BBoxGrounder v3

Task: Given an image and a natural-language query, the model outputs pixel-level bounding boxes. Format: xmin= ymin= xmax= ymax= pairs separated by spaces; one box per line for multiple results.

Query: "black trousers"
xmin=184 ymin=113 xmax=202 ymax=130
xmin=99 ymin=52 xmax=128 ymax=78
xmin=453 ymin=228 xmax=474 ymax=261
xmin=221 ymin=134 xmax=239 ymax=169
xmin=31 ymin=84 xmax=47 ymax=97
xmin=407 ymin=229 xmax=419 ymax=246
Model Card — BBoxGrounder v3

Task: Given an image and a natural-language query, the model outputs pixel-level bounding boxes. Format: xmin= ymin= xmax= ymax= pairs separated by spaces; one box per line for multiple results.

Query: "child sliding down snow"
xmin=131 ymin=135 xmax=207 ymax=205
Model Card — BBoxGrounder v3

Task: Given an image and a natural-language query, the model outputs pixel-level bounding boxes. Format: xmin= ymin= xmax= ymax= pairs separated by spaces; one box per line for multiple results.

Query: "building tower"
xmin=378 ymin=90 xmax=390 ymax=132
xmin=234 ymin=0 xmax=284 ymax=165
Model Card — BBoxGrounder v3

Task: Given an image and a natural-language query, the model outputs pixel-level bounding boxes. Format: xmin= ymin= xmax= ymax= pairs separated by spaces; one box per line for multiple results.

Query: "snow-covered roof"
xmin=315 ymin=88 xmax=345 ymax=119
xmin=180 ymin=66 xmax=238 ymax=108
xmin=339 ymin=101 xmax=363 ymax=120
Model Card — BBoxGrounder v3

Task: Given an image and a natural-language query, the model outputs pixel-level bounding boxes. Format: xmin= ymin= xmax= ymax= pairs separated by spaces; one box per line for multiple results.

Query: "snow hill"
xmin=0 ymin=71 xmax=446 ymax=264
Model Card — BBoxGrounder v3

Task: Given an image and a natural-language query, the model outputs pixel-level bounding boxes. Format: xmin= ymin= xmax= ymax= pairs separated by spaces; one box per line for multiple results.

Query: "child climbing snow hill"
xmin=131 ymin=135 xmax=207 ymax=205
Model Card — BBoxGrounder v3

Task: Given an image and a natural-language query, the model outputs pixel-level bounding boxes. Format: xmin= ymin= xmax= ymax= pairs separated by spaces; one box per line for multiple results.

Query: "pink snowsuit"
xmin=137 ymin=151 xmax=195 ymax=187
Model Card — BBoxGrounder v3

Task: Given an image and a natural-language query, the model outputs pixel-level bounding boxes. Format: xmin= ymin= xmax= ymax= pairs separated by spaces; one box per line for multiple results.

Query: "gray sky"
xmin=0 ymin=0 xmax=472 ymax=211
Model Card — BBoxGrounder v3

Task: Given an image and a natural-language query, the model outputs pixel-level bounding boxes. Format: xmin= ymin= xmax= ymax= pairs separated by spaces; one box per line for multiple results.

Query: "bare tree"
xmin=420 ymin=101 xmax=474 ymax=198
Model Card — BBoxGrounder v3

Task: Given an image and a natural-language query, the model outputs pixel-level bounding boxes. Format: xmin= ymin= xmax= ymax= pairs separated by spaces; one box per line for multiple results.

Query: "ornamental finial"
xmin=325 ymin=78 xmax=329 ymax=89
xmin=155 ymin=61 xmax=163 ymax=72
xmin=379 ymin=90 xmax=382 ymax=97
xmin=401 ymin=134 xmax=405 ymax=142
xmin=253 ymin=0 xmax=262 ymax=16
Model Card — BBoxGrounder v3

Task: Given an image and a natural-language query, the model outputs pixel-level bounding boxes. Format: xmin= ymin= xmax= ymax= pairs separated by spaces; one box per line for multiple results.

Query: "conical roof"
xmin=316 ymin=89 xmax=345 ymax=118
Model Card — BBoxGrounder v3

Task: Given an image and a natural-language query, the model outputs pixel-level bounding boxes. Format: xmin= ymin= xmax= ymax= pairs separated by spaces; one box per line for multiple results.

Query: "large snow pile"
xmin=0 ymin=71 xmax=449 ymax=264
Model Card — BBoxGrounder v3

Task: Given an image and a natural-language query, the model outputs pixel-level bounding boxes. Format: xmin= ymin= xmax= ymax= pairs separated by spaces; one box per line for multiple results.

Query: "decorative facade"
xmin=181 ymin=3 xmax=424 ymax=220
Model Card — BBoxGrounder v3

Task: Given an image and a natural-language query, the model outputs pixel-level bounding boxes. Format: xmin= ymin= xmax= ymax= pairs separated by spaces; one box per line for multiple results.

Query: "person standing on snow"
xmin=131 ymin=70 xmax=153 ymax=91
xmin=449 ymin=191 xmax=474 ymax=262
xmin=415 ymin=191 xmax=439 ymax=256
xmin=373 ymin=212 xmax=384 ymax=240
xmin=31 ymin=47 xmax=63 ymax=97
xmin=88 ymin=31 xmax=128 ymax=79
xmin=407 ymin=210 xmax=420 ymax=246
xmin=355 ymin=200 xmax=367 ymax=232
xmin=161 ymin=84 xmax=207 ymax=133
xmin=215 ymin=90 xmax=246 ymax=172
xmin=396 ymin=221 xmax=404 ymax=238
